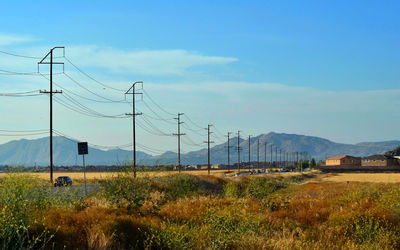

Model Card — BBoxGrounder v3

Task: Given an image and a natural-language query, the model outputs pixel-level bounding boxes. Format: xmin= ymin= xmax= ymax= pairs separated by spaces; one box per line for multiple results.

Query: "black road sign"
xmin=78 ymin=142 xmax=88 ymax=155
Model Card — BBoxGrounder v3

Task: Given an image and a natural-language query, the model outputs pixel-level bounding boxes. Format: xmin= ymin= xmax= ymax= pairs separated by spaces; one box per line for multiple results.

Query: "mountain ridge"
xmin=0 ymin=133 xmax=398 ymax=166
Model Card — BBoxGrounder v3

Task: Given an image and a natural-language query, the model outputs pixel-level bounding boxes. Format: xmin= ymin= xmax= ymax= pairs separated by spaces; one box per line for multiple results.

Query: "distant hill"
xmin=0 ymin=133 xmax=398 ymax=166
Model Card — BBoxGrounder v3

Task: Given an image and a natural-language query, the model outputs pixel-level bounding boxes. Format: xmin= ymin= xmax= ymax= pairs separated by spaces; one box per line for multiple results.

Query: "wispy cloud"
xmin=0 ymin=34 xmax=35 ymax=46
xmin=65 ymin=45 xmax=238 ymax=75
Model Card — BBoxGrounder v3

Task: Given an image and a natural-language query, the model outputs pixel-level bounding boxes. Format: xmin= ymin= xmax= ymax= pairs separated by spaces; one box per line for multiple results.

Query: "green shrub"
xmin=245 ymin=178 xmax=285 ymax=199
xmin=145 ymin=221 xmax=196 ymax=249
xmin=0 ymin=172 xmax=54 ymax=249
xmin=164 ymin=175 xmax=199 ymax=200
xmin=223 ymin=181 xmax=242 ymax=198
xmin=101 ymin=174 xmax=152 ymax=210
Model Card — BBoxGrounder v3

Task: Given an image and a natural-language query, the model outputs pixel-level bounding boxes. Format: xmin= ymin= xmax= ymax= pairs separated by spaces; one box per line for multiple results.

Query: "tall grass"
xmin=5 ymin=170 xmax=400 ymax=249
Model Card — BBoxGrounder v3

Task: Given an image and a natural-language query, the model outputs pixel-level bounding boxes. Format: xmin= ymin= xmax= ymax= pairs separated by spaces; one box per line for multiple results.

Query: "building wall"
xmin=341 ymin=157 xmax=361 ymax=166
xmin=326 ymin=157 xmax=361 ymax=166
xmin=326 ymin=159 xmax=341 ymax=166
xmin=362 ymin=159 xmax=387 ymax=167
xmin=362 ymin=158 xmax=399 ymax=167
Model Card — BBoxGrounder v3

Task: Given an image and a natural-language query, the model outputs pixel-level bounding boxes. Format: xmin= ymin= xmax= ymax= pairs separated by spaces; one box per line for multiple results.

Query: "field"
xmin=2 ymin=170 xmax=400 ymax=248
xmin=3 ymin=170 xmax=400 ymax=183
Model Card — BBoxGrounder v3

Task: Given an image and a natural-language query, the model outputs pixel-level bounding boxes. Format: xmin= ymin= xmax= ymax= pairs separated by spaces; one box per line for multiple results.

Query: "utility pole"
xmin=204 ymin=125 xmax=214 ymax=175
xmin=237 ymin=130 xmax=241 ymax=173
xmin=125 ymin=81 xmax=143 ymax=178
xmin=264 ymin=143 xmax=267 ymax=173
xmin=270 ymin=144 xmax=273 ymax=169
xmin=286 ymin=152 xmax=288 ymax=168
xmin=280 ymin=149 xmax=282 ymax=168
xmin=257 ymin=139 xmax=260 ymax=170
xmin=38 ymin=47 xmax=64 ymax=183
xmin=297 ymin=152 xmax=299 ymax=171
xmin=225 ymin=132 xmax=233 ymax=172
xmin=173 ymin=113 xmax=185 ymax=173
xmin=248 ymin=135 xmax=251 ymax=172
xmin=275 ymin=146 xmax=278 ymax=168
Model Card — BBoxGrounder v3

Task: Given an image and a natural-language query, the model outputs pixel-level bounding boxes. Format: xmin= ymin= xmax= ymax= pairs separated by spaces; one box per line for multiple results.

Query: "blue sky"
xmin=0 ymin=0 xmax=399 ymax=154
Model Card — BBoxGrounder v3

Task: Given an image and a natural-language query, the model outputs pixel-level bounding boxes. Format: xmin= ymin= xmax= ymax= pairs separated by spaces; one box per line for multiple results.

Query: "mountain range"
xmin=0 ymin=132 xmax=399 ymax=167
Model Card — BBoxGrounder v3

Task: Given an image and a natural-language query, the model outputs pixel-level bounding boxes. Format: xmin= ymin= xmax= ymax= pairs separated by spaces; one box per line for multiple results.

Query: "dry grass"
xmin=317 ymin=173 xmax=400 ymax=183
xmin=0 ymin=169 xmax=230 ymax=182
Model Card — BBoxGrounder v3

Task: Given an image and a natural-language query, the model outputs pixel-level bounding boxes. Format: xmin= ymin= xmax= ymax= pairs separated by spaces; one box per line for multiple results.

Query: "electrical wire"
xmin=0 ymin=50 xmax=41 ymax=59
xmin=0 ymin=90 xmax=42 ymax=97
xmin=183 ymin=114 xmax=204 ymax=129
xmin=64 ymin=56 xmax=126 ymax=92
xmin=140 ymin=100 xmax=175 ymax=124
xmin=0 ymin=131 xmax=48 ymax=137
xmin=62 ymin=72 xmax=127 ymax=103
xmin=142 ymin=89 xmax=175 ymax=116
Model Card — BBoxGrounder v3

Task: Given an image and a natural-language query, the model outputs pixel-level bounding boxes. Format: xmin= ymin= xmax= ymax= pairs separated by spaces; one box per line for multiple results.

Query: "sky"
xmin=0 ymin=0 xmax=399 ymax=155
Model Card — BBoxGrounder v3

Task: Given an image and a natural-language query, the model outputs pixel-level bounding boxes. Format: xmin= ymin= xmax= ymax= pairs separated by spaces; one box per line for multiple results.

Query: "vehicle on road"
xmin=280 ymin=169 xmax=290 ymax=172
xmin=54 ymin=176 xmax=73 ymax=187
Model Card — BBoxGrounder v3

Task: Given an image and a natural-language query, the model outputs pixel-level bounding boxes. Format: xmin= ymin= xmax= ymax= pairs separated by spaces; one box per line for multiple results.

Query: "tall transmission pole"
xmin=280 ymin=149 xmax=282 ymax=168
xmin=38 ymin=47 xmax=64 ymax=183
xmin=270 ymin=144 xmax=273 ymax=169
xmin=275 ymin=146 xmax=278 ymax=168
xmin=225 ymin=132 xmax=233 ymax=172
xmin=257 ymin=139 xmax=260 ymax=170
xmin=173 ymin=113 xmax=185 ymax=173
xmin=286 ymin=152 xmax=288 ymax=168
xmin=264 ymin=143 xmax=267 ymax=173
xmin=297 ymin=152 xmax=299 ymax=171
xmin=204 ymin=125 xmax=214 ymax=175
xmin=248 ymin=135 xmax=252 ymax=172
xmin=125 ymin=81 xmax=143 ymax=178
xmin=237 ymin=130 xmax=241 ymax=173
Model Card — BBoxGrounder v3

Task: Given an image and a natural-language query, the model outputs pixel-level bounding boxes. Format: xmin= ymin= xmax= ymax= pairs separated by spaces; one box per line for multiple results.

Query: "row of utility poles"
xmin=39 ymin=46 xmax=311 ymax=182
xmin=222 ymin=133 xmax=309 ymax=173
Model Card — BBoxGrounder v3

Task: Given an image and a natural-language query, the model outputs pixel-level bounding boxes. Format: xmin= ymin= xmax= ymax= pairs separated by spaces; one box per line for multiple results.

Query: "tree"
xmin=310 ymin=158 xmax=316 ymax=169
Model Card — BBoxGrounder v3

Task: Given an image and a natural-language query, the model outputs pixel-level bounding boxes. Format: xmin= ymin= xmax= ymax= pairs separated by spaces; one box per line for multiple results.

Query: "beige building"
xmin=325 ymin=155 xmax=361 ymax=167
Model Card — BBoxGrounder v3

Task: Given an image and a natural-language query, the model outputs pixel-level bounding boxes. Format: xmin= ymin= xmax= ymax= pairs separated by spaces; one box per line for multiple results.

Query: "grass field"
xmin=3 ymin=170 xmax=400 ymax=248
xmin=3 ymin=170 xmax=400 ymax=183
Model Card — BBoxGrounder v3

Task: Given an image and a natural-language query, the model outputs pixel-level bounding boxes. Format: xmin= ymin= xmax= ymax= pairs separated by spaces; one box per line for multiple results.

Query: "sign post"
xmin=78 ymin=142 xmax=88 ymax=196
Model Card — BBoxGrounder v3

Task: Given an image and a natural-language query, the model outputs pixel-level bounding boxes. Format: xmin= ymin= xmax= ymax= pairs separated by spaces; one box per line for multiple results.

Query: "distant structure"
xmin=322 ymin=152 xmax=400 ymax=172
xmin=361 ymin=155 xmax=398 ymax=167
xmin=325 ymin=155 xmax=361 ymax=167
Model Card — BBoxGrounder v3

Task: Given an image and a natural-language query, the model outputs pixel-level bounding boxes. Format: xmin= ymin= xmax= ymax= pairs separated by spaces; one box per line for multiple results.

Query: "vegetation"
xmin=3 ymin=170 xmax=400 ymax=249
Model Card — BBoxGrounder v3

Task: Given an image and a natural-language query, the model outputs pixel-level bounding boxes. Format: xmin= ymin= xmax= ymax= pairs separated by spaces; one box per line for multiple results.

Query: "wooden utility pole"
xmin=257 ymin=139 xmax=260 ymax=170
xmin=237 ymin=130 xmax=241 ymax=173
xmin=248 ymin=135 xmax=251 ymax=172
xmin=204 ymin=125 xmax=214 ymax=175
xmin=264 ymin=142 xmax=267 ymax=173
xmin=225 ymin=132 xmax=233 ymax=172
xmin=125 ymin=81 xmax=143 ymax=178
xmin=270 ymin=144 xmax=273 ymax=169
xmin=173 ymin=113 xmax=185 ymax=173
xmin=38 ymin=47 xmax=64 ymax=183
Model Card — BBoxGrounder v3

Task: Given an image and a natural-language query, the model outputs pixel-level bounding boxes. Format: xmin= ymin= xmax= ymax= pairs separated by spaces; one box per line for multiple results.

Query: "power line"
xmin=62 ymin=72 xmax=127 ymax=103
xmin=142 ymin=89 xmax=175 ymax=116
xmin=64 ymin=56 xmax=126 ymax=92
xmin=0 ymin=131 xmax=48 ymax=137
xmin=0 ymin=50 xmax=41 ymax=59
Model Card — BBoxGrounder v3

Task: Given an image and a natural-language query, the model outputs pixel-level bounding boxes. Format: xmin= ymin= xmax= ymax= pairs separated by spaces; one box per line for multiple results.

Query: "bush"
xmin=245 ymin=178 xmax=285 ymax=199
xmin=163 ymin=175 xmax=199 ymax=200
xmin=101 ymin=174 xmax=152 ymax=210
xmin=0 ymin=172 xmax=54 ymax=249
xmin=145 ymin=221 xmax=196 ymax=249
xmin=223 ymin=181 xmax=242 ymax=198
